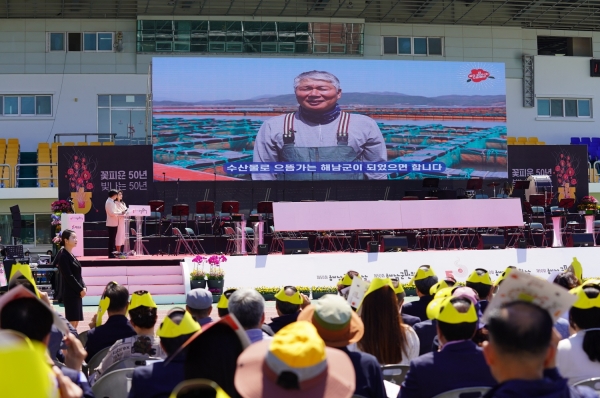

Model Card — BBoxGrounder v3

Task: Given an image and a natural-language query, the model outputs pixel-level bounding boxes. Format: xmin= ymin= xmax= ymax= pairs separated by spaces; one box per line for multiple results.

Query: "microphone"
xmin=230 ymin=205 xmax=234 ymax=214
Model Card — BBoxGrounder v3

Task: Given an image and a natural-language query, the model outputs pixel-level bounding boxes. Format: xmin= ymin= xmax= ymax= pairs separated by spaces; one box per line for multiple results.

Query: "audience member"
xmin=0 ymin=287 xmax=92 ymax=397
xmin=400 ymin=296 xmax=496 ymax=398
xmin=412 ymin=287 xmax=453 ymax=355
xmin=402 ymin=265 xmax=438 ymax=321
xmin=234 ymin=321 xmax=356 ymax=398
xmin=337 ymin=270 xmax=361 ymax=298
xmin=553 ymin=272 xmax=581 ymax=339
xmin=218 ymin=288 xmax=238 ymax=317
xmin=91 ymin=291 xmax=165 ymax=383
xmin=492 ymin=266 xmax=516 ymax=293
xmin=466 ymin=268 xmax=494 ymax=313
xmin=86 ymin=282 xmax=136 ymax=361
xmin=354 ymin=278 xmax=419 ymax=365
xmin=186 ymin=289 xmax=214 ymax=326
xmin=228 ymin=289 xmax=271 ymax=343
xmin=56 ymin=229 xmax=87 ymax=328
xmin=556 ymin=281 xmax=600 ymax=384
xmin=483 ymin=301 xmax=596 ymax=398
xmin=128 ymin=308 xmax=200 ymax=398
xmin=184 ymin=314 xmax=251 ymax=398
xmin=391 ymin=278 xmax=420 ymax=327
xmin=268 ymin=286 xmax=308 ymax=334
xmin=299 ymin=294 xmax=386 ymax=398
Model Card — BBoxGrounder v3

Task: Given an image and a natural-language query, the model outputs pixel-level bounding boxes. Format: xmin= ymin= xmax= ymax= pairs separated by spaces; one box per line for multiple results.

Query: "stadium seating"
xmin=5 ymin=138 xmax=19 ymax=188
xmin=37 ymin=143 xmax=52 ymax=187
xmin=51 ymin=142 xmax=61 ymax=187
xmin=517 ymin=137 xmax=527 ymax=144
xmin=527 ymin=137 xmax=539 ymax=144
xmin=506 ymin=137 xmax=516 ymax=145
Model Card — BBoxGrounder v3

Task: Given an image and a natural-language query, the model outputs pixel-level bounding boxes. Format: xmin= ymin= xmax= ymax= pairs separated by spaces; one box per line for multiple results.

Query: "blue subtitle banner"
xmin=224 ymin=162 xmax=446 ymax=174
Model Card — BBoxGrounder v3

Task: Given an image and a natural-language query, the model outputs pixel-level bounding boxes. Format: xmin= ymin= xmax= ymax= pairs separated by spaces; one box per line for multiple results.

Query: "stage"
xmin=78 ymin=246 xmax=600 ymax=306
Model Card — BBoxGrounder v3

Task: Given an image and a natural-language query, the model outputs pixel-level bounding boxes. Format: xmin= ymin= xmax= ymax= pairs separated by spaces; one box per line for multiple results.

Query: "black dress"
xmin=57 ymin=249 xmax=86 ymax=322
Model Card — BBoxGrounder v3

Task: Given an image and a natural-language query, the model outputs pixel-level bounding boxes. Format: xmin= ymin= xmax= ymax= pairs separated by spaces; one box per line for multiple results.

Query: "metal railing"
xmin=0 ymin=164 xmax=12 ymax=187
xmin=53 ymin=133 xmax=116 ymax=143
xmin=15 ymin=162 xmax=57 ymax=188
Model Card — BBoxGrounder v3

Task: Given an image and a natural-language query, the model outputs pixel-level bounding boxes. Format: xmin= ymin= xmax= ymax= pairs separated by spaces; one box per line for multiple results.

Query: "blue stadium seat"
xmin=581 ymin=137 xmax=592 ymax=145
xmin=571 ymin=137 xmax=581 ymax=145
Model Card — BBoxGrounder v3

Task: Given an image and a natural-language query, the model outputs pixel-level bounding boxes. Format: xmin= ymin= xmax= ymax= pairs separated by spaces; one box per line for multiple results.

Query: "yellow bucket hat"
xmin=130 ymin=290 xmax=157 ymax=310
xmin=467 ymin=269 xmax=493 ymax=285
xmin=426 ymin=287 xmax=454 ymax=320
xmin=410 ymin=265 xmax=436 ymax=283
xmin=275 ymin=287 xmax=303 ymax=305
xmin=158 ymin=309 xmax=201 ymax=338
xmin=495 ymin=266 xmax=516 ymax=286
xmin=217 ymin=288 xmax=237 ymax=309
xmin=170 ymin=379 xmax=231 ymax=398
xmin=429 ymin=280 xmax=449 ymax=296
xmin=427 ymin=296 xmax=478 ymax=324
xmin=570 ymin=283 xmax=600 ymax=309
xmin=391 ymin=278 xmax=405 ymax=294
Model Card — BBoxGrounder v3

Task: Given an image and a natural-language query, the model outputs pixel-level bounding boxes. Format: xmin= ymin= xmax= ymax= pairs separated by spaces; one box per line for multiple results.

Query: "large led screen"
xmin=152 ymin=58 xmax=507 ymax=181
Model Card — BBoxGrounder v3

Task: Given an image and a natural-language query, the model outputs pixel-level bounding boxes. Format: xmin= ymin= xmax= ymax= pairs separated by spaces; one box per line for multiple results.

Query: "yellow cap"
xmin=570 ymin=283 xmax=600 ymax=309
xmin=391 ymin=279 xmax=404 ymax=294
xmin=429 ymin=280 xmax=449 ymax=296
xmin=364 ymin=278 xmax=394 ymax=300
xmin=169 ymin=379 xmax=231 ymax=398
xmin=426 ymin=287 xmax=454 ymax=320
xmin=339 ymin=272 xmax=360 ymax=287
xmin=0 ymin=334 xmax=57 ymax=398
xmin=158 ymin=310 xmax=201 ymax=338
xmin=8 ymin=263 xmax=40 ymax=298
xmin=274 ymin=287 xmax=303 ymax=305
xmin=268 ymin=321 xmax=326 ymax=368
xmin=410 ymin=265 xmax=436 ymax=283
xmin=569 ymin=258 xmax=583 ymax=282
xmin=495 ymin=266 xmax=516 ymax=286
xmin=217 ymin=293 xmax=230 ymax=309
xmin=129 ymin=291 xmax=157 ymax=311
xmin=467 ymin=269 xmax=493 ymax=285
xmin=428 ymin=296 xmax=478 ymax=324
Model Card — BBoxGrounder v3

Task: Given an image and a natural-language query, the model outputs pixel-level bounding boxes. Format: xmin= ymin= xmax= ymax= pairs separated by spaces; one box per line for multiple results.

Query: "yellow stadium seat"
xmin=51 ymin=142 xmax=61 ymax=149
xmin=76 ymin=142 xmax=88 ymax=146
xmin=7 ymin=138 xmax=18 ymax=146
xmin=38 ymin=142 xmax=50 ymax=149
xmin=102 ymin=142 xmax=115 ymax=146
xmin=517 ymin=137 xmax=527 ymax=143
xmin=528 ymin=137 xmax=539 ymax=144
xmin=63 ymin=142 xmax=75 ymax=146
xmin=506 ymin=137 xmax=516 ymax=144
xmin=537 ymin=142 xmax=546 ymax=145
xmin=90 ymin=142 xmax=101 ymax=146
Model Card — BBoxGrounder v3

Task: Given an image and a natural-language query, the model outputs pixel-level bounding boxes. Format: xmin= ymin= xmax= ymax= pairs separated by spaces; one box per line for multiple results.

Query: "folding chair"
xmin=172 ymin=227 xmax=196 ymax=255
xmin=432 ymin=387 xmax=491 ymax=398
xmin=269 ymin=226 xmax=284 ymax=253
xmin=91 ymin=368 xmax=134 ymax=398
xmin=185 ymin=227 xmax=206 ymax=254
xmin=381 ymin=364 xmax=411 ymax=386
xmin=224 ymin=226 xmax=236 ymax=254
xmin=101 ymin=355 xmax=159 ymax=376
xmin=85 ymin=346 xmax=111 ymax=376
xmin=573 ymin=377 xmax=600 ymax=391
xmin=77 ymin=330 xmax=88 ymax=347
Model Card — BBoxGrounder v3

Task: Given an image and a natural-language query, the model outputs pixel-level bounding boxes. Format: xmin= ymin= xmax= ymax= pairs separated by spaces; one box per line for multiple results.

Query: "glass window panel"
xmin=35 ymin=214 xmax=52 ymax=245
xmin=383 ymin=37 xmax=397 ymax=54
xmin=174 ymin=21 xmax=191 ymax=32
xmin=550 ymin=99 xmax=563 ymax=117
xmin=21 ymin=96 xmax=35 ymax=115
xmin=110 ymin=95 xmax=146 ymax=108
xmin=156 ymin=20 xmax=173 ymax=33
xmin=84 ymin=33 xmax=96 ymax=51
xmin=4 ymin=96 xmax=18 ymax=115
xmin=111 ymin=109 xmax=130 ymax=138
xmin=190 ymin=21 xmax=208 ymax=32
xmin=565 ymin=99 xmax=577 ymax=117
xmin=98 ymin=33 xmax=113 ymax=51
xmin=50 ymin=33 xmax=64 ymax=51
xmin=98 ymin=108 xmax=110 ymax=135
xmin=226 ymin=21 xmax=242 ymax=31
xmin=98 ymin=95 xmax=110 ymax=107
xmin=414 ymin=38 xmax=427 ymax=55
xmin=0 ymin=96 xmax=2 ymax=115
xmin=130 ymin=110 xmax=146 ymax=138
xmin=537 ymin=99 xmax=550 ymax=116
xmin=428 ymin=37 xmax=442 ymax=55
xmin=18 ymin=215 xmax=35 ymax=245
xmin=578 ymin=100 xmax=591 ymax=116
xmin=398 ymin=37 xmax=411 ymax=54
xmin=36 ymin=96 xmax=51 ymax=115
xmin=277 ymin=22 xmax=296 ymax=32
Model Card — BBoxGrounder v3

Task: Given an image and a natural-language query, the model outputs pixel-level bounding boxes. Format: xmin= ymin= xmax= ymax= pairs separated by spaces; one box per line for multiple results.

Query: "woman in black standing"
xmin=57 ymin=229 xmax=86 ymax=328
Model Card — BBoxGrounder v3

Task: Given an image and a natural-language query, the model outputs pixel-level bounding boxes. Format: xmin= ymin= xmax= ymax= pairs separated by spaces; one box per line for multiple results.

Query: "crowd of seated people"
xmin=2 ymin=261 xmax=600 ymax=398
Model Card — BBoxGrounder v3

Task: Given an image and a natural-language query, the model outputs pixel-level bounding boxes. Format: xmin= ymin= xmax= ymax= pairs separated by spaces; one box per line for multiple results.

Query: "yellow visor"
xmin=410 ymin=266 xmax=436 ymax=283
xmin=158 ymin=310 xmax=201 ymax=338
xmin=428 ymin=296 xmax=478 ymax=324
xmin=275 ymin=288 xmax=303 ymax=305
xmin=467 ymin=269 xmax=493 ymax=285
xmin=570 ymin=284 xmax=600 ymax=309
xmin=130 ymin=291 xmax=157 ymax=310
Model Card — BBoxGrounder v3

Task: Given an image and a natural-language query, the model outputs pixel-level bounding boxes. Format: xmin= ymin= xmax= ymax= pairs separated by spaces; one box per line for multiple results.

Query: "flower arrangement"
xmin=578 ymin=196 xmax=599 ymax=211
xmin=52 ymin=231 xmax=62 ymax=247
xmin=310 ymin=286 xmax=338 ymax=293
xmin=255 ymin=286 xmax=280 ymax=295
xmin=209 ymin=288 xmax=222 ymax=295
xmin=206 ymin=255 xmax=227 ymax=281
xmin=296 ymin=286 xmax=311 ymax=295
xmin=190 ymin=255 xmax=206 ymax=280
xmin=51 ymin=200 xmax=73 ymax=213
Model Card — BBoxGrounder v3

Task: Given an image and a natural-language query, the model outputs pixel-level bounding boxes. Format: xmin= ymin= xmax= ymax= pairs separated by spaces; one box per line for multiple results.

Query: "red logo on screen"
xmin=467 ymin=69 xmax=494 ymax=83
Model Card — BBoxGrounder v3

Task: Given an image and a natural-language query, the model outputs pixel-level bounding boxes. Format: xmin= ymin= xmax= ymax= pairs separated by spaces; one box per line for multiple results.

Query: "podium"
xmin=61 ymin=214 xmax=85 ymax=257
xmin=128 ymin=205 xmax=151 ymax=256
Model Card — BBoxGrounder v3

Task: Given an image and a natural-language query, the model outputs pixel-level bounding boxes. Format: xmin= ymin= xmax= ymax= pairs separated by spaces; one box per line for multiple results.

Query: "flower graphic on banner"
xmin=553 ymin=152 xmax=580 ymax=202
xmin=64 ymin=151 xmax=97 ymax=215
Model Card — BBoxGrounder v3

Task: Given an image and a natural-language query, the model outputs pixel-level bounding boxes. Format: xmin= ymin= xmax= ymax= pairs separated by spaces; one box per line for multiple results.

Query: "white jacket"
xmin=105 ymin=198 xmax=120 ymax=227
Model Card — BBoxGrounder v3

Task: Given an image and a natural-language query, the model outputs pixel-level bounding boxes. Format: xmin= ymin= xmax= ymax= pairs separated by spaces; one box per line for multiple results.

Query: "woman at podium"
xmin=115 ymin=190 xmax=128 ymax=254
xmin=57 ymin=229 xmax=86 ymax=328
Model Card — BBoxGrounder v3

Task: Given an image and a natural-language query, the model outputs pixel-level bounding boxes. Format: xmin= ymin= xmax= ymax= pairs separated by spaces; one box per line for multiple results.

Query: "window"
xmin=537 ymin=98 xmax=592 ymax=118
xmin=537 ymin=36 xmax=592 ymax=57
xmin=136 ymin=20 xmax=363 ymax=55
xmin=48 ymin=32 xmax=114 ymax=52
xmin=382 ymin=36 xmax=443 ymax=56
xmin=98 ymin=95 xmax=146 ymax=144
xmin=84 ymin=32 xmax=114 ymax=52
xmin=0 ymin=95 xmax=52 ymax=116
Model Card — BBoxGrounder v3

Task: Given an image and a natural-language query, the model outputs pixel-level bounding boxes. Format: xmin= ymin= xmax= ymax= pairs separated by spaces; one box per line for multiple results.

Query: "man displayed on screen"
xmin=252 ymin=70 xmax=387 ymax=181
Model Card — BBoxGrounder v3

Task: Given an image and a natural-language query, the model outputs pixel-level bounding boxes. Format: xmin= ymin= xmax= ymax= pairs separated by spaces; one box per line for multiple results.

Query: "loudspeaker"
xmin=518 ymin=239 xmax=527 ymax=249
xmin=572 ymin=233 xmax=595 ymax=247
xmin=257 ymin=244 xmax=269 ymax=255
xmin=380 ymin=235 xmax=408 ymax=252
xmin=479 ymin=234 xmax=506 ymax=250
xmin=367 ymin=241 xmax=379 ymax=253
xmin=282 ymin=238 xmax=310 ymax=255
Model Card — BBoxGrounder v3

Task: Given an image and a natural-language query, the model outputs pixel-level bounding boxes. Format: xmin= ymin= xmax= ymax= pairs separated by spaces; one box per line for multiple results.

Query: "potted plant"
xmin=297 ymin=286 xmax=311 ymax=296
xmin=402 ymin=283 xmax=417 ymax=297
xmin=255 ymin=286 xmax=280 ymax=301
xmin=310 ymin=286 xmax=338 ymax=300
xmin=578 ymin=196 xmax=599 ymax=215
xmin=209 ymin=288 xmax=222 ymax=303
xmin=50 ymin=200 xmax=73 ymax=256
xmin=190 ymin=255 xmax=207 ymax=289
xmin=206 ymin=255 xmax=227 ymax=290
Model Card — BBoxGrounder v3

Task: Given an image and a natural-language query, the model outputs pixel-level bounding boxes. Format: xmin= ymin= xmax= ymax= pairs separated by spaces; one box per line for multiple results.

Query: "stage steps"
xmin=81 ymin=264 xmax=187 ymax=306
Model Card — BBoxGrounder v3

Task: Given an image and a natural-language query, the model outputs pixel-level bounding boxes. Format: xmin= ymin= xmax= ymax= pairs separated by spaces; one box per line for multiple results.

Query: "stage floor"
xmin=79 ymin=255 xmax=185 ymax=267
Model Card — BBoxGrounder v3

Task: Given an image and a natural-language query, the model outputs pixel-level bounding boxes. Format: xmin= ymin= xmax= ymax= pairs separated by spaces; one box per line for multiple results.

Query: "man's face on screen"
xmin=295 ymin=79 xmax=342 ymax=113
